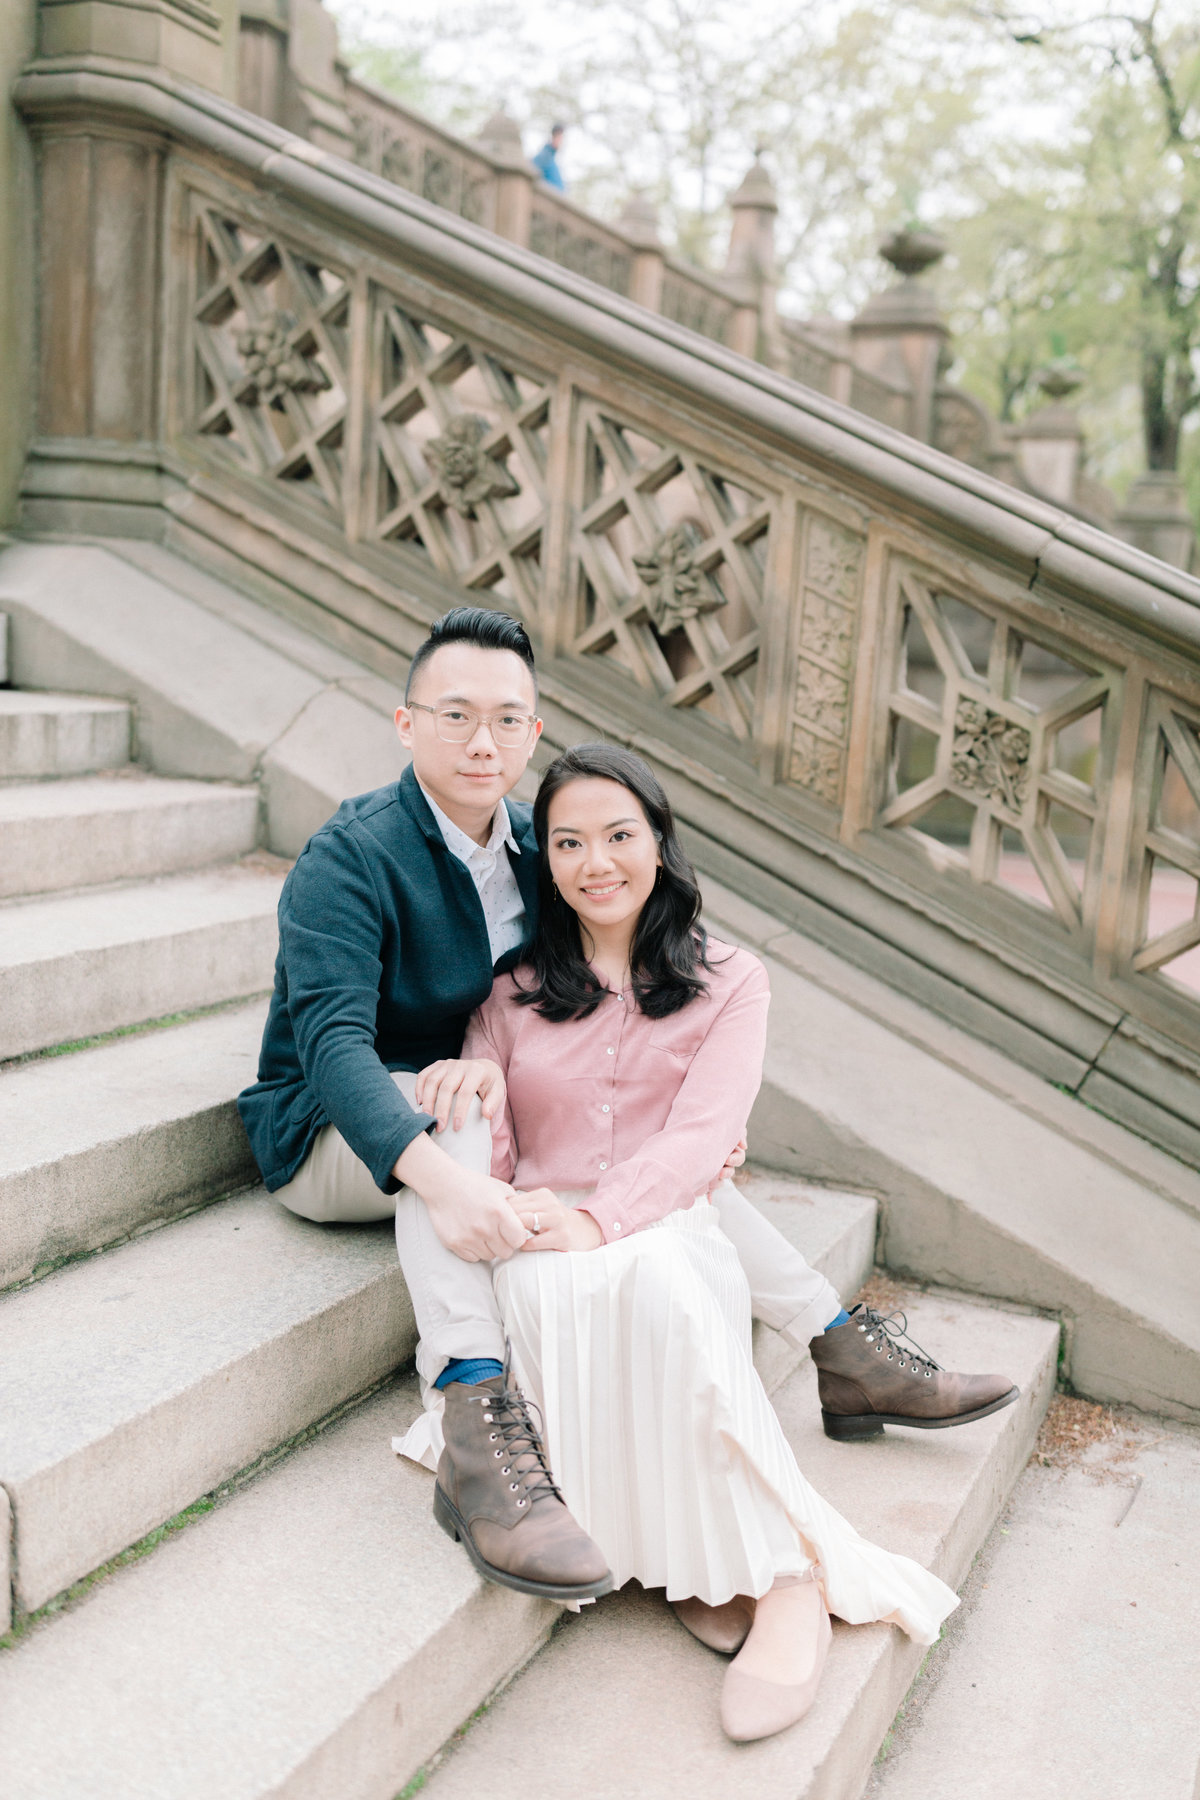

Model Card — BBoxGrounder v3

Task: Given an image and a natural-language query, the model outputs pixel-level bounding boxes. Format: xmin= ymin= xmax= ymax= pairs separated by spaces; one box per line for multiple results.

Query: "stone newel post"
xmin=723 ymin=155 xmax=779 ymax=362
xmin=851 ymin=227 xmax=949 ymax=444
xmin=474 ymin=111 xmax=534 ymax=248
xmin=618 ymin=194 xmax=665 ymax=313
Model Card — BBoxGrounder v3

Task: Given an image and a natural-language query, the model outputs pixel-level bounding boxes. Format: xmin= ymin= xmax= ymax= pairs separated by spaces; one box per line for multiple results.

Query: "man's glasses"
xmin=408 ymin=703 xmax=537 ymax=747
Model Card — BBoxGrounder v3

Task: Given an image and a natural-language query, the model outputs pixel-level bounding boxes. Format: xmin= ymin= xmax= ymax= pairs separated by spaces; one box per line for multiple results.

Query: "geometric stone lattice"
xmin=787 ymin=514 xmax=867 ymax=807
xmin=189 ymin=206 xmax=351 ymax=519
xmin=880 ymin=571 xmax=1112 ymax=932
xmin=1132 ymin=703 xmax=1200 ymax=995
xmin=368 ymin=292 xmax=553 ymax=625
xmin=568 ymin=401 xmax=771 ymax=744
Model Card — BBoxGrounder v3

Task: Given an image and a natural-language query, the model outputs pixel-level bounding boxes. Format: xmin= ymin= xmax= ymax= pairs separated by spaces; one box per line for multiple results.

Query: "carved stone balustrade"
xmin=13 ymin=53 xmax=1200 ymax=1167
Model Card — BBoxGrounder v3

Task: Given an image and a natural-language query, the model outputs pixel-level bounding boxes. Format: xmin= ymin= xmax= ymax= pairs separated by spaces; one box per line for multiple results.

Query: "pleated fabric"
xmin=492 ymin=1201 xmax=960 ymax=1646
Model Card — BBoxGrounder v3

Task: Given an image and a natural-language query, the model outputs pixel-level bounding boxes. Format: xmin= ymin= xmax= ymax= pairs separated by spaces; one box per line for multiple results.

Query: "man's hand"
xmin=514 ymin=1187 xmax=604 ymax=1254
xmin=413 ymin=1057 xmax=506 ymax=1132
xmin=394 ymin=1132 xmax=525 ymax=1263
xmin=716 ymin=1134 xmax=748 ymax=1185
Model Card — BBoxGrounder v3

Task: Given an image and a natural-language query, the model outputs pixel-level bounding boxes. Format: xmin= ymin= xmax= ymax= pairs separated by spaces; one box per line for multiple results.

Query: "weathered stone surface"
xmin=741 ymin=942 xmax=1200 ymax=1423
xmin=869 ymin=1413 xmax=1200 ymax=1800
xmin=260 ymin=683 xmax=406 ymax=856
xmin=0 ymin=1378 xmax=557 ymax=1799
xmin=0 ymin=999 xmax=266 ymax=1286
xmin=415 ymin=1298 xmax=1059 ymax=1800
xmin=0 ymin=1190 xmax=414 ymax=1614
xmin=0 ymin=773 xmax=259 ymax=897
xmin=0 ymin=690 xmax=130 ymax=778
xmin=0 ymin=863 xmax=284 ymax=1059
xmin=0 ymin=1300 xmax=1056 ymax=1800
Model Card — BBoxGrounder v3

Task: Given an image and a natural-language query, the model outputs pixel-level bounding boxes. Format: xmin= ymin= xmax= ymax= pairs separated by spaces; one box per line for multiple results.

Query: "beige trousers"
xmin=274 ymin=1069 xmax=839 ymax=1386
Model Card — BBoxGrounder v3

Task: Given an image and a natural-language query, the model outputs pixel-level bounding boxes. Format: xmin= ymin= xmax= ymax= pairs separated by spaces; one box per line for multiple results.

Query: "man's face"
xmin=394 ymin=642 xmax=542 ymax=827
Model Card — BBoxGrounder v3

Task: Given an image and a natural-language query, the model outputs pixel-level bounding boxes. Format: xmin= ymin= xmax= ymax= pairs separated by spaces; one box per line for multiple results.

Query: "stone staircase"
xmin=0 ymin=550 xmax=1196 ymax=1797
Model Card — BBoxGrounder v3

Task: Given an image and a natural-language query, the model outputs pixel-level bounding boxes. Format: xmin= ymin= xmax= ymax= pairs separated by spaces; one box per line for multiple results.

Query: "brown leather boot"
xmin=809 ymin=1305 xmax=1019 ymax=1440
xmin=433 ymin=1370 xmax=613 ymax=1601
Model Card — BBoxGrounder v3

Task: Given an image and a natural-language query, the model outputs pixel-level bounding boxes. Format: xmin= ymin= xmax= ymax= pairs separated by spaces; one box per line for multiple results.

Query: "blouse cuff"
xmin=577 ymin=1196 xmax=629 ymax=1244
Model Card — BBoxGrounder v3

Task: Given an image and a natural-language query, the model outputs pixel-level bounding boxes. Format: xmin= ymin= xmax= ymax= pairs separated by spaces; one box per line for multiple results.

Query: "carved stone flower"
xmin=633 ymin=524 xmax=725 ymax=634
xmin=951 ymin=698 xmax=1032 ymax=812
xmin=423 ymin=414 xmax=520 ymax=516
xmin=236 ymin=310 xmax=330 ymax=408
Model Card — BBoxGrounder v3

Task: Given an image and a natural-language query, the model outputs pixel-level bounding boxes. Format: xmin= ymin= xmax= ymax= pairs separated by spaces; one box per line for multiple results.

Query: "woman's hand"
xmin=515 ymin=1187 xmax=604 ymax=1253
xmin=413 ymin=1057 xmax=506 ymax=1133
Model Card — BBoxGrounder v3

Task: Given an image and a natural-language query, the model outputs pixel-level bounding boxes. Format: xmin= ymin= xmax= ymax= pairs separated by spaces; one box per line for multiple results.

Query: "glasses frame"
xmin=407 ymin=701 xmax=538 ymax=747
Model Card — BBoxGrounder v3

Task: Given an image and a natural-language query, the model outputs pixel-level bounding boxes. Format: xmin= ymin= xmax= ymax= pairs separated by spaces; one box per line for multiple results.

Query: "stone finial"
xmin=878 ymin=226 xmax=947 ymax=281
xmin=1035 ymin=360 xmax=1085 ymax=402
xmin=725 ymin=153 xmax=777 ymax=283
xmin=618 ymin=194 xmax=662 ymax=249
xmin=728 ymin=154 xmax=778 ymax=216
xmin=474 ymin=110 xmax=528 ymax=169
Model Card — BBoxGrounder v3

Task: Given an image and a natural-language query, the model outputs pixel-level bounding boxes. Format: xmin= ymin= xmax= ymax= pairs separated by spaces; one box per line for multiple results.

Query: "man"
xmin=531 ymin=123 xmax=567 ymax=191
xmin=239 ymin=606 xmax=1016 ymax=1610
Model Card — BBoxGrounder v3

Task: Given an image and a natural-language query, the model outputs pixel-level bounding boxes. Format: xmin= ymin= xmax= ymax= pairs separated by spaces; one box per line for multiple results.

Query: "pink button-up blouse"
xmin=463 ymin=938 xmax=770 ymax=1243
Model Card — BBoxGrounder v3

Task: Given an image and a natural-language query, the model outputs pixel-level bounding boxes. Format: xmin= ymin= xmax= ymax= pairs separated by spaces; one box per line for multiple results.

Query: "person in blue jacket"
xmin=531 ymin=123 xmax=566 ymax=190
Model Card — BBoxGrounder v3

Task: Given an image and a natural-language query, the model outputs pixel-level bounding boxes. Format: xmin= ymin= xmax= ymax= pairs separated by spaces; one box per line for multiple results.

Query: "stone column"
xmin=723 ymin=154 xmax=779 ymax=363
xmin=1010 ymin=364 xmax=1085 ymax=506
xmin=38 ymin=0 xmax=228 ymax=93
xmin=618 ymin=194 xmax=664 ymax=313
xmin=1116 ymin=473 xmax=1197 ymax=574
xmin=0 ymin=0 xmax=38 ymax=528
xmin=850 ymin=227 xmax=948 ymax=443
xmin=473 ymin=111 xmax=533 ymax=247
xmin=237 ymin=1 xmax=353 ymax=157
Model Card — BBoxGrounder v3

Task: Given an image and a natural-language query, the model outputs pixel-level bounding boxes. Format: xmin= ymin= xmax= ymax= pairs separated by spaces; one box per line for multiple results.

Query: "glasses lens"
xmin=493 ymin=715 xmax=533 ymax=746
xmin=434 ymin=709 xmax=475 ymax=742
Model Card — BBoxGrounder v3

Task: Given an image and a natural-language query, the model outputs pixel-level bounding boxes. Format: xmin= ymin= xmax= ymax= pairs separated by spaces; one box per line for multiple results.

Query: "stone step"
xmin=0 ymin=689 xmax=131 ymax=779
xmin=418 ymin=1298 xmax=1061 ymax=1800
xmin=0 ymin=863 xmax=284 ymax=1060
xmin=0 ymin=773 xmax=260 ymax=899
xmin=0 ymin=1297 xmax=1058 ymax=1799
xmin=0 ymin=1191 xmax=411 ymax=1620
xmin=0 ymin=1377 xmax=558 ymax=1800
xmin=702 ymin=884 xmax=1200 ymax=1426
xmin=0 ymin=999 xmax=268 ymax=1288
xmin=866 ymin=1402 xmax=1200 ymax=1800
xmin=0 ymin=1168 xmax=869 ymax=1627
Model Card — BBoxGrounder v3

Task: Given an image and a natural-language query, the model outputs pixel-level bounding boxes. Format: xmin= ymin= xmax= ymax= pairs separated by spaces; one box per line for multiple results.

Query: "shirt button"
xmin=612 ymin=1221 xmax=622 ymax=1232
xmin=606 ymin=1046 xmax=615 ymax=1055
xmin=601 ymin=1104 xmax=610 ymax=1114
xmin=599 ymin=1161 xmax=608 ymax=1170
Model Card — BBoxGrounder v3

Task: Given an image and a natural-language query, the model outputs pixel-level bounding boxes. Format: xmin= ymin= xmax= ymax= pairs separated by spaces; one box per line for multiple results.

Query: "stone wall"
xmin=0 ymin=0 xmax=37 ymax=530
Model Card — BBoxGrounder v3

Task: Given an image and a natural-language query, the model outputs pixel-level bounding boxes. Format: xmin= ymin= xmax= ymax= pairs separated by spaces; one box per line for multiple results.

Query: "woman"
xmin=408 ymin=742 xmax=958 ymax=1741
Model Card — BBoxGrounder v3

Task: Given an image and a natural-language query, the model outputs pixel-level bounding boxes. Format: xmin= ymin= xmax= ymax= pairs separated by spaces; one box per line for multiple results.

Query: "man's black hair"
xmin=404 ymin=606 xmax=538 ymax=703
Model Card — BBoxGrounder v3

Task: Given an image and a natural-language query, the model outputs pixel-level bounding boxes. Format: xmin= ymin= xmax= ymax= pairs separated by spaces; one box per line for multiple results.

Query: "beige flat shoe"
xmin=720 ymin=1601 xmax=831 ymax=1742
xmin=670 ymin=1594 xmax=756 ymax=1654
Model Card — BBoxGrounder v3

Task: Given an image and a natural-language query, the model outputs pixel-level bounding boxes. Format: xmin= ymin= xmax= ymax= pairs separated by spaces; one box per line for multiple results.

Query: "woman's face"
xmin=545 ymin=777 xmax=661 ymax=944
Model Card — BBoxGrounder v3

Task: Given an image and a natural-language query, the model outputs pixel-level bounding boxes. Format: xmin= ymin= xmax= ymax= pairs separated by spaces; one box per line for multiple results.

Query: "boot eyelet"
xmin=502 ymin=1467 xmax=511 ymax=1475
xmin=509 ymin=1482 xmax=520 ymax=1491
xmin=517 ymin=1498 xmax=527 ymax=1507
xmin=494 ymin=1448 xmax=503 ymax=1457
xmin=887 ymin=1353 xmax=894 ymax=1361
xmin=483 ymin=1412 xmax=494 ymax=1423
xmin=489 ymin=1432 xmax=497 ymax=1441
xmin=924 ymin=1371 xmax=932 ymax=1378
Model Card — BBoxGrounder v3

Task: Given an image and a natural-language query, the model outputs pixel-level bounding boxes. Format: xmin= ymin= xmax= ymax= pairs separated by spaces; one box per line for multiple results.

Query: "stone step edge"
xmin=0 ymin=1365 xmax=398 ymax=1648
xmin=0 ymin=1177 xmax=874 ymax=1634
xmin=0 ymin=991 xmax=272 ymax=1076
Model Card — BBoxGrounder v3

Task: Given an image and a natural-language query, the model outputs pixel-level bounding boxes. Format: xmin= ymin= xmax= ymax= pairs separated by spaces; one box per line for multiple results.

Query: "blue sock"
xmin=824 ymin=1308 xmax=852 ymax=1332
xmin=435 ymin=1357 xmax=504 ymax=1390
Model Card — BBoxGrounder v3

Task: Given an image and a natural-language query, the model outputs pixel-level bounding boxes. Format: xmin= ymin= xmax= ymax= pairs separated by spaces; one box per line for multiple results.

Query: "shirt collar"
xmin=417 ymin=780 xmax=520 ymax=862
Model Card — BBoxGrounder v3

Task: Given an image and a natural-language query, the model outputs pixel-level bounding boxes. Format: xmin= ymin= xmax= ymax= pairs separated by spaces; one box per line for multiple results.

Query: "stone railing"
xmin=14 ymin=57 xmax=1200 ymax=1166
xmin=343 ymin=76 xmax=497 ymax=232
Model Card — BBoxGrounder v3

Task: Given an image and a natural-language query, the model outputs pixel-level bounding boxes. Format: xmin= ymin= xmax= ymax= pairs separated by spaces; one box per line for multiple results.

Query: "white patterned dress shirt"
xmin=418 ymin=783 xmax=527 ymax=967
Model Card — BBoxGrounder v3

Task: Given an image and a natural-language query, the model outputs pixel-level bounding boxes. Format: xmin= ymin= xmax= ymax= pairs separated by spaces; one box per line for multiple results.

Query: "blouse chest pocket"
xmin=647 ymin=1011 xmax=710 ymax=1061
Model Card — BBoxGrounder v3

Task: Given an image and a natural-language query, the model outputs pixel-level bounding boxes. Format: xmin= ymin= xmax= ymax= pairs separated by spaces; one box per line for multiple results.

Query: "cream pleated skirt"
xmin=491 ymin=1200 xmax=959 ymax=1646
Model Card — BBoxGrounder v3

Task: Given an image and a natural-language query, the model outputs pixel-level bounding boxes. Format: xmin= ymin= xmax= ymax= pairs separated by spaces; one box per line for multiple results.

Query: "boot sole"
xmin=433 ymin=1483 xmax=615 ymax=1601
xmin=821 ymin=1384 xmax=1021 ymax=1441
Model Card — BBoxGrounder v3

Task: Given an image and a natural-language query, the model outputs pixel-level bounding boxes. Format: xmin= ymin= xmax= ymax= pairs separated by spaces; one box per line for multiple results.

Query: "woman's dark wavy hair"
xmin=515 ymin=742 xmax=712 ymax=1022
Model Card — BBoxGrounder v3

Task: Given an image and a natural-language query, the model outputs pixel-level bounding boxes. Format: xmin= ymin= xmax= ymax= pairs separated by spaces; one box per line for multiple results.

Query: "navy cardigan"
xmin=238 ymin=764 xmax=540 ymax=1193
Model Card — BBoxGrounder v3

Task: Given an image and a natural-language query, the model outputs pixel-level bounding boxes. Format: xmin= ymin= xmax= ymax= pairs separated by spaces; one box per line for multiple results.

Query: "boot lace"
xmin=852 ymin=1306 xmax=942 ymax=1376
xmin=472 ymin=1345 xmax=564 ymax=1509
